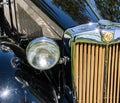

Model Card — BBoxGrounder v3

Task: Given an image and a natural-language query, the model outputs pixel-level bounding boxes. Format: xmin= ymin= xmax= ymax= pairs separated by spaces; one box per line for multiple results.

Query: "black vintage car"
xmin=0 ymin=0 xmax=120 ymax=103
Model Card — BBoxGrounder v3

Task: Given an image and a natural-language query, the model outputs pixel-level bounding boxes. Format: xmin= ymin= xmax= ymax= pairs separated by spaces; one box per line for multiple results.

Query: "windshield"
xmin=32 ymin=0 xmax=120 ymax=29
xmin=32 ymin=0 xmax=98 ymax=29
xmin=94 ymin=0 xmax=120 ymax=23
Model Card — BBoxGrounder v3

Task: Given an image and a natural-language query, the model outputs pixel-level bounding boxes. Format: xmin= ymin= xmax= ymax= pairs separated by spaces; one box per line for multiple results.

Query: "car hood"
xmin=31 ymin=0 xmax=120 ymax=30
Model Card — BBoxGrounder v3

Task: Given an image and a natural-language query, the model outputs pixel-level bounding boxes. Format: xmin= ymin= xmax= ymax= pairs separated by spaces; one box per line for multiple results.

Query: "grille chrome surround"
xmin=72 ymin=42 xmax=120 ymax=103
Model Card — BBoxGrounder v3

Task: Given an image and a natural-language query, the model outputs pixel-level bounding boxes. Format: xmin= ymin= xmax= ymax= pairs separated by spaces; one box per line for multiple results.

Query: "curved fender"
xmin=0 ymin=49 xmax=57 ymax=103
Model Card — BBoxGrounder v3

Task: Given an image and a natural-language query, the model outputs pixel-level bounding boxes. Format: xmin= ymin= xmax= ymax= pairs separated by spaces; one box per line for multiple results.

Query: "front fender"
xmin=0 ymin=49 xmax=57 ymax=103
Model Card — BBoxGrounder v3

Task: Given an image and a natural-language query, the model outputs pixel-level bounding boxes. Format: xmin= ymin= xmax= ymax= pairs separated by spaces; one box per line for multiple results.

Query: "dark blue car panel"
xmin=32 ymin=0 xmax=120 ymax=30
xmin=0 ymin=50 xmax=40 ymax=103
xmin=0 ymin=49 xmax=70 ymax=103
xmin=31 ymin=0 xmax=98 ymax=29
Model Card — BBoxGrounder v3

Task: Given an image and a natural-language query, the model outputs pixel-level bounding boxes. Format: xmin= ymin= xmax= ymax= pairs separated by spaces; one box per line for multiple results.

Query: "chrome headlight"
xmin=26 ymin=37 xmax=60 ymax=70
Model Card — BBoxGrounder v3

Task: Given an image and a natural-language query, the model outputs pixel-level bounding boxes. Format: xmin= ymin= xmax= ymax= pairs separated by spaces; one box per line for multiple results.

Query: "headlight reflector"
xmin=26 ymin=37 xmax=60 ymax=70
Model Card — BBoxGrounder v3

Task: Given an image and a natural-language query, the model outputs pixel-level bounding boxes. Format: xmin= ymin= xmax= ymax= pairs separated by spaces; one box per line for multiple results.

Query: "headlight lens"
xmin=26 ymin=37 xmax=60 ymax=70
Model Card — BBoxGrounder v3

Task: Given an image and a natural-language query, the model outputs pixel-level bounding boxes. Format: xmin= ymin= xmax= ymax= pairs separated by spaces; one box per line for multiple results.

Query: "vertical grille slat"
xmin=107 ymin=46 xmax=112 ymax=103
xmin=79 ymin=44 xmax=83 ymax=102
xmin=75 ymin=43 xmax=79 ymax=100
xmin=94 ymin=45 xmax=99 ymax=103
xmin=101 ymin=47 xmax=105 ymax=103
xmin=110 ymin=45 xmax=115 ymax=103
xmin=86 ymin=44 xmax=91 ymax=103
xmin=117 ymin=45 xmax=120 ymax=103
xmin=97 ymin=46 xmax=103 ymax=103
xmin=113 ymin=44 xmax=119 ymax=103
xmin=83 ymin=44 xmax=87 ymax=103
xmin=90 ymin=45 xmax=95 ymax=103
xmin=74 ymin=43 xmax=120 ymax=103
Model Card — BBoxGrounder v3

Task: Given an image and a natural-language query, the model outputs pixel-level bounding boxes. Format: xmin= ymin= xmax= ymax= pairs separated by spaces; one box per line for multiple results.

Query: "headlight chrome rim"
xmin=26 ymin=37 xmax=60 ymax=70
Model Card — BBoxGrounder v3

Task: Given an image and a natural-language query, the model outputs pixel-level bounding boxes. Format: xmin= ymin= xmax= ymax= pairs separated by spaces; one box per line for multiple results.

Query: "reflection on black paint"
xmin=32 ymin=0 xmax=120 ymax=30
xmin=52 ymin=0 xmax=98 ymax=24
xmin=32 ymin=0 xmax=98 ymax=29
xmin=93 ymin=0 xmax=120 ymax=22
xmin=0 ymin=50 xmax=40 ymax=103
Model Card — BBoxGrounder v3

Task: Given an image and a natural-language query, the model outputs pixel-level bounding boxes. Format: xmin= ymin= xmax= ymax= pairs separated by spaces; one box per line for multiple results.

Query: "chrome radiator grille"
xmin=73 ymin=43 xmax=120 ymax=103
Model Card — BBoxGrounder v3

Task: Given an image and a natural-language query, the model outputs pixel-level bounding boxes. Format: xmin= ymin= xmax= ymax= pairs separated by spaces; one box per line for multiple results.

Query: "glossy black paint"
xmin=0 ymin=49 xmax=73 ymax=103
xmin=31 ymin=0 xmax=98 ymax=29
xmin=0 ymin=6 xmax=5 ymax=36
xmin=0 ymin=50 xmax=41 ymax=103
xmin=32 ymin=0 xmax=120 ymax=30
xmin=94 ymin=0 xmax=120 ymax=23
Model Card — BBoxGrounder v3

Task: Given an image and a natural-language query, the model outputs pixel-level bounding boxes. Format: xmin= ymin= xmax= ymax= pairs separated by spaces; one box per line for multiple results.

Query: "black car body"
xmin=0 ymin=0 xmax=120 ymax=103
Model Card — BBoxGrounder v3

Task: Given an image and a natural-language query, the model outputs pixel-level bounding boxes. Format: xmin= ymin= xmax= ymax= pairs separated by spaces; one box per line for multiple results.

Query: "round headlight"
xmin=26 ymin=37 xmax=60 ymax=70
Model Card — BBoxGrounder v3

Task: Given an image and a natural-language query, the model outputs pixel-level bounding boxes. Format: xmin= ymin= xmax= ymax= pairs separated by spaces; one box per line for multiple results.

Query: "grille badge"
xmin=102 ymin=32 xmax=114 ymax=43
